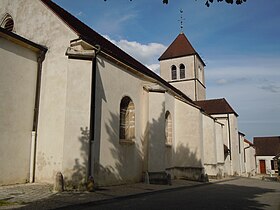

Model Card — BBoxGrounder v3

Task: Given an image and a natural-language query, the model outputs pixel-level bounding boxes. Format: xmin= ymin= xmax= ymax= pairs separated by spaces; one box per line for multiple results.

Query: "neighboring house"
xmin=254 ymin=136 xmax=280 ymax=175
xmin=0 ymin=0 xmax=255 ymax=187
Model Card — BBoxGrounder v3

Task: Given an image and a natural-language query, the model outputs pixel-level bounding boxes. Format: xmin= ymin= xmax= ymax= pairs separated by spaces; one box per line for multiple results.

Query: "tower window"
xmin=171 ymin=65 xmax=177 ymax=80
xmin=179 ymin=64 xmax=185 ymax=79
xmin=1 ymin=14 xmax=14 ymax=32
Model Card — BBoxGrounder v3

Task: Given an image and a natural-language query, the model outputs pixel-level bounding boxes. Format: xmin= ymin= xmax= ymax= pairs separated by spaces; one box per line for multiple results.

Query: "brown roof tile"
xmin=194 ymin=98 xmax=238 ymax=116
xmin=158 ymin=33 xmax=205 ymax=66
xmin=254 ymin=136 xmax=280 ymax=156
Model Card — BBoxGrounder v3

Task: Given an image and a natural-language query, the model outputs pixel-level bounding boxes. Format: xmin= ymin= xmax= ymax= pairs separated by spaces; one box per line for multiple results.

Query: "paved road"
xmin=58 ymin=178 xmax=280 ymax=210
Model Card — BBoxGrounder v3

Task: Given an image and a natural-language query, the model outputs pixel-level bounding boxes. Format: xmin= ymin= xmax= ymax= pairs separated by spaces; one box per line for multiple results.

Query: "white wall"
xmin=256 ymin=156 xmax=275 ymax=174
xmin=0 ymin=0 xmax=90 ymax=184
xmin=0 ymin=36 xmax=38 ymax=185
xmin=93 ymin=56 xmax=148 ymax=186
xmin=147 ymin=91 xmax=166 ymax=172
xmin=159 ymin=55 xmax=206 ymax=101
xmin=174 ymin=99 xmax=203 ymax=167
xmin=62 ymin=58 xmax=92 ymax=188
xmin=244 ymin=141 xmax=256 ymax=176
xmin=202 ymin=115 xmax=217 ymax=176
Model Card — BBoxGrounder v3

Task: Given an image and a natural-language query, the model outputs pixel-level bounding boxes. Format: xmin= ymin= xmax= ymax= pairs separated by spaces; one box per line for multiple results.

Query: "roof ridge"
xmin=39 ymin=0 xmax=196 ymax=105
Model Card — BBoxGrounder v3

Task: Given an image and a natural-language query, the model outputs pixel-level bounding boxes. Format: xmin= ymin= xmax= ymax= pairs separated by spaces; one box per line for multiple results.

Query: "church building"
xmin=0 ymin=0 xmax=255 ymax=187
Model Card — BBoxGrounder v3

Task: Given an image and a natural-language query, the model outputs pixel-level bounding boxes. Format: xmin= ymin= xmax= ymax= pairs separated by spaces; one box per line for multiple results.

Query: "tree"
xmin=104 ymin=0 xmax=247 ymax=7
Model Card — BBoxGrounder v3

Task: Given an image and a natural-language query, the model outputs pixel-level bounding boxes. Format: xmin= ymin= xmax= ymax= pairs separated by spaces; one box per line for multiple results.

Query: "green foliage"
xmin=104 ymin=0 xmax=247 ymax=7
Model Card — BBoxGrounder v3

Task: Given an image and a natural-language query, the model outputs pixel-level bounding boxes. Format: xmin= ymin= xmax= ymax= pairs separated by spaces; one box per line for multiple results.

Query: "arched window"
xmin=171 ymin=65 xmax=177 ymax=80
xmin=119 ymin=96 xmax=135 ymax=141
xmin=1 ymin=13 xmax=14 ymax=32
xmin=165 ymin=111 xmax=172 ymax=146
xmin=180 ymin=64 xmax=185 ymax=79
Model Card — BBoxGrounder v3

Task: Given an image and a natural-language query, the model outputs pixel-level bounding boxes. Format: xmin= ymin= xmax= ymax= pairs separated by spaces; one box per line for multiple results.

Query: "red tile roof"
xmin=158 ymin=33 xmax=205 ymax=66
xmin=194 ymin=98 xmax=238 ymax=116
xmin=254 ymin=136 xmax=280 ymax=156
xmin=40 ymin=0 xmax=195 ymax=104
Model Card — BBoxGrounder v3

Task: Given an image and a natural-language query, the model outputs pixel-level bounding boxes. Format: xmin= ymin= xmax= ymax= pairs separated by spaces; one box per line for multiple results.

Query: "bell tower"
xmin=159 ymin=31 xmax=206 ymax=101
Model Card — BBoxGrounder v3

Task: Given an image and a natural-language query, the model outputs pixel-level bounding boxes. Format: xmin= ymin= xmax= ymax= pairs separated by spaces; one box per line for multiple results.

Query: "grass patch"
xmin=0 ymin=200 xmax=22 ymax=206
xmin=0 ymin=200 xmax=13 ymax=206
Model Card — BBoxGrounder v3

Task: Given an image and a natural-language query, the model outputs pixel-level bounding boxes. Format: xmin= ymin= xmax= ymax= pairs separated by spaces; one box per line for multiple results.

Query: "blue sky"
xmin=53 ymin=0 xmax=280 ymax=141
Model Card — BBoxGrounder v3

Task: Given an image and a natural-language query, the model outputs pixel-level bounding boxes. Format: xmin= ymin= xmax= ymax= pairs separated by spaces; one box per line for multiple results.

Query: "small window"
xmin=165 ymin=111 xmax=172 ymax=146
xmin=119 ymin=96 xmax=135 ymax=142
xmin=179 ymin=64 xmax=185 ymax=79
xmin=1 ymin=13 xmax=14 ymax=32
xmin=271 ymin=160 xmax=275 ymax=170
xmin=171 ymin=65 xmax=177 ymax=80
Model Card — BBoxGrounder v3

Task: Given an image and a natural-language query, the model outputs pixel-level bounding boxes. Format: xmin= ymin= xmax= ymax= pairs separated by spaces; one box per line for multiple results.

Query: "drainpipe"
xmin=194 ymin=55 xmax=197 ymax=101
xmin=88 ymin=44 xmax=101 ymax=180
xmin=227 ymin=114 xmax=232 ymax=160
xmin=30 ymin=50 xmax=46 ymax=183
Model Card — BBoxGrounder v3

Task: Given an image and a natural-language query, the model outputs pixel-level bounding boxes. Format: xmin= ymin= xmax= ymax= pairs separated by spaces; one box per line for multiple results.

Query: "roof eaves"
xmin=40 ymin=0 xmax=196 ymax=106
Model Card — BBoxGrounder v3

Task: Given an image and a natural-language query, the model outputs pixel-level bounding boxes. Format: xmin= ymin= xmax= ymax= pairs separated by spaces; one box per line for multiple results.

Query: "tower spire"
xmin=178 ymin=9 xmax=185 ymax=33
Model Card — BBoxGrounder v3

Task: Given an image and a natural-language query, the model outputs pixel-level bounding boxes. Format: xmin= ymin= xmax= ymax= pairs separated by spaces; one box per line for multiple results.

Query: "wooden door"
xmin=259 ymin=160 xmax=266 ymax=174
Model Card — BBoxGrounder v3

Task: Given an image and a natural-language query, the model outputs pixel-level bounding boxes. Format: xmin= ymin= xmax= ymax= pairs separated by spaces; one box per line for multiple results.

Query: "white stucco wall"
xmin=160 ymin=56 xmax=195 ymax=82
xmin=0 ymin=36 xmax=38 ymax=185
xmin=174 ymin=99 xmax=203 ymax=168
xmin=256 ymin=156 xmax=275 ymax=174
xmin=0 ymin=0 xmax=89 ymax=184
xmin=238 ymin=134 xmax=246 ymax=175
xmin=212 ymin=113 xmax=240 ymax=176
xmin=93 ymin=56 xmax=148 ymax=186
xmin=147 ymin=91 xmax=166 ymax=172
xmin=202 ymin=114 xmax=217 ymax=176
xmin=62 ymin=58 xmax=92 ymax=187
xmin=244 ymin=141 xmax=256 ymax=176
xmin=228 ymin=114 xmax=240 ymax=175
xmin=159 ymin=55 xmax=206 ymax=101
xmin=215 ymin=123 xmax=225 ymax=164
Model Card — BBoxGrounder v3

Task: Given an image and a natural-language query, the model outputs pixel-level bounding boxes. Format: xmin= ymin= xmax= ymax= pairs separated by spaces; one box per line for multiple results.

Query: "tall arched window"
xmin=171 ymin=65 xmax=177 ymax=80
xmin=119 ymin=96 xmax=135 ymax=141
xmin=1 ymin=13 xmax=14 ymax=32
xmin=180 ymin=64 xmax=185 ymax=79
xmin=165 ymin=111 xmax=172 ymax=146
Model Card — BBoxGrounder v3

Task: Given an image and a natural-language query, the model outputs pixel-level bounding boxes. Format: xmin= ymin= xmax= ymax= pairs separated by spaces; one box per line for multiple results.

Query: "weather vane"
xmin=178 ymin=9 xmax=185 ymax=33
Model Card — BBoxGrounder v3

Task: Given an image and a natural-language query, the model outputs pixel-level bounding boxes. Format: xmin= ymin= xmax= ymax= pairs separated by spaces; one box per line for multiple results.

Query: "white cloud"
xmin=216 ymin=78 xmax=228 ymax=85
xmin=259 ymin=84 xmax=280 ymax=93
xmin=146 ymin=64 xmax=160 ymax=74
xmin=103 ymin=35 xmax=166 ymax=74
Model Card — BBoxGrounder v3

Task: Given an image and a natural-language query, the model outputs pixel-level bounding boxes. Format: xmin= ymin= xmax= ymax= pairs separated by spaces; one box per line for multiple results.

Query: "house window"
xmin=119 ymin=96 xmax=135 ymax=142
xmin=165 ymin=111 xmax=172 ymax=146
xmin=171 ymin=65 xmax=177 ymax=80
xmin=271 ymin=160 xmax=275 ymax=170
xmin=179 ymin=64 xmax=185 ymax=79
xmin=1 ymin=14 xmax=14 ymax=32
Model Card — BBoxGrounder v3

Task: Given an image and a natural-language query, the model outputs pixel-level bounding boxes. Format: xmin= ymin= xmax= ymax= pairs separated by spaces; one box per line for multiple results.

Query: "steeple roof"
xmin=159 ymin=32 xmax=205 ymax=66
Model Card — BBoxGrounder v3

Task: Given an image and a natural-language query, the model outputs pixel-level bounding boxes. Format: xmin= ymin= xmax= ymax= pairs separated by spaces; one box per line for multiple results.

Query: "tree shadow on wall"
xmin=95 ymin=99 xmax=205 ymax=186
xmin=94 ymin=111 xmax=143 ymax=186
xmin=64 ymin=127 xmax=89 ymax=190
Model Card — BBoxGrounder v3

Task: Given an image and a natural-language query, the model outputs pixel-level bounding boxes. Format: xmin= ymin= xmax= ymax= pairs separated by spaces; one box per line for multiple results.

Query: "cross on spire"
xmin=178 ymin=9 xmax=185 ymax=33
